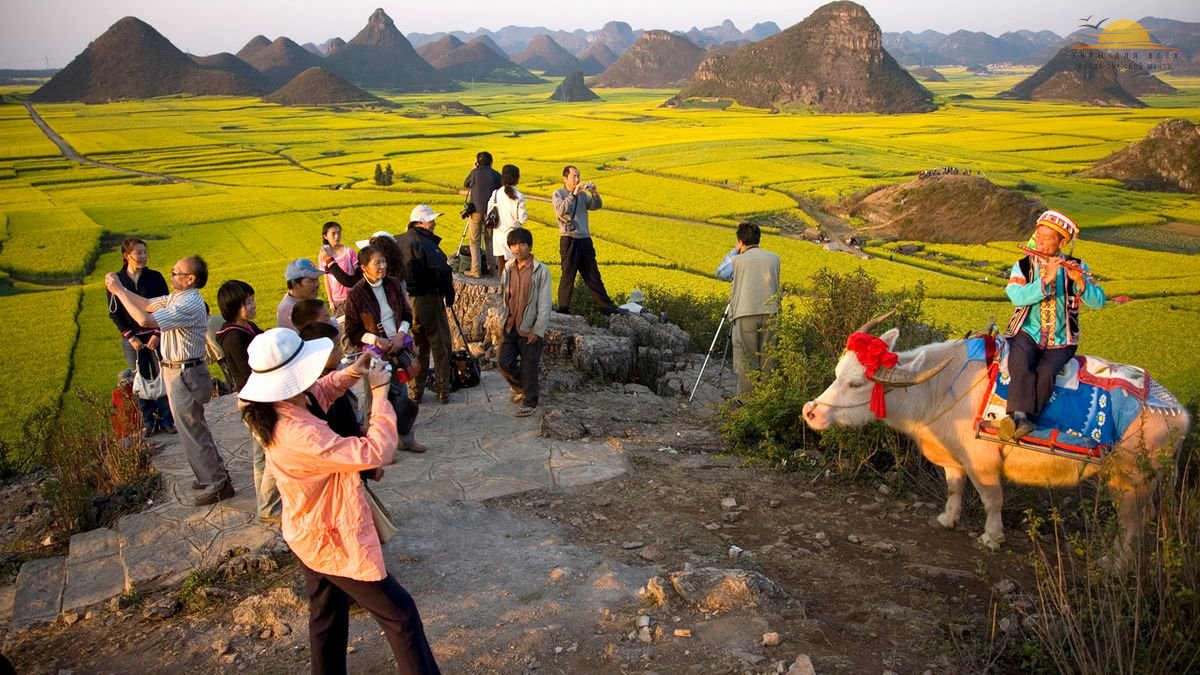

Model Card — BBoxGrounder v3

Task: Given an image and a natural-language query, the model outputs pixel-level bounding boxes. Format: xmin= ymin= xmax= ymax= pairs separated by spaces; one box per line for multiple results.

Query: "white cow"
xmin=802 ymin=314 xmax=1191 ymax=552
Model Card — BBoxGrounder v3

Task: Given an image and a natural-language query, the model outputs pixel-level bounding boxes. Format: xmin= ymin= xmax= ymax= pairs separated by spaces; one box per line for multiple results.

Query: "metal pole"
xmin=689 ymin=304 xmax=730 ymax=402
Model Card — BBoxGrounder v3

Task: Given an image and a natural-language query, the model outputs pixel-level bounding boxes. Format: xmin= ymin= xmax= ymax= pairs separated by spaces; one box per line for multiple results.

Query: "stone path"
xmin=2 ymin=370 xmax=628 ymax=630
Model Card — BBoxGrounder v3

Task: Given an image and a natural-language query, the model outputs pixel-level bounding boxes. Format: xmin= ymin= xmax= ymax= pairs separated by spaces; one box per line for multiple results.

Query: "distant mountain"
xmin=743 ymin=22 xmax=781 ymax=41
xmin=321 ymin=37 xmax=346 ymax=56
xmin=1079 ymin=118 xmax=1200 ymax=193
xmin=577 ymin=41 xmax=619 ymax=75
xmin=590 ymin=30 xmax=705 ymax=88
xmin=301 ymin=42 xmax=322 ymax=56
xmin=470 ymin=35 xmax=508 ymax=59
xmin=513 ymin=35 xmax=582 ymax=76
xmin=1000 ymin=44 xmax=1149 ymax=107
xmin=33 ymin=16 xmax=266 ymax=102
xmin=550 ymin=71 xmax=599 ymax=102
xmin=909 ymin=67 xmax=947 ymax=82
xmin=265 ymin=67 xmax=382 ymax=106
xmin=237 ymin=35 xmax=272 ymax=61
xmin=240 ymin=36 xmax=324 ymax=88
xmin=678 ymin=2 xmax=934 ymax=114
xmin=190 ymin=52 xmax=270 ymax=91
xmin=323 ymin=9 xmax=459 ymax=92
xmin=1139 ymin=17 xmax=1200 ymax=57
xmin=592 ymin=21 xmax=638 ymax=55
xmin=417 ymin=35 xmax=543 ymax=84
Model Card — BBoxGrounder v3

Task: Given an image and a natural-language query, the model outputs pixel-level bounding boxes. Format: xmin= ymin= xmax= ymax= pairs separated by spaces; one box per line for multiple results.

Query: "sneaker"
xmin=515 ymin=406 xmax=537 ymax=418
xmin=194 ymin=481 xmax=235 ymax=507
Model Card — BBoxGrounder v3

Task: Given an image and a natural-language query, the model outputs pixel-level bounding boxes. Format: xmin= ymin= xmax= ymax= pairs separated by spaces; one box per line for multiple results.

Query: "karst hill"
xmin=676 ymin=1 xmax=934 ymax=113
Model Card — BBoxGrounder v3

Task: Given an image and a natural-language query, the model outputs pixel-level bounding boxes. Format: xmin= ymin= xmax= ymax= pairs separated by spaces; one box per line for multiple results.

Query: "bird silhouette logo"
xmin=1078 ymin=15 xmax=1109 ymax=30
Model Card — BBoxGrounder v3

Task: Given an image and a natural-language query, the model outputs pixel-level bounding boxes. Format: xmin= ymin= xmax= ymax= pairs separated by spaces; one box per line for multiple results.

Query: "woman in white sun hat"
xmin=239 ymin=327 xmax=440 ymax=674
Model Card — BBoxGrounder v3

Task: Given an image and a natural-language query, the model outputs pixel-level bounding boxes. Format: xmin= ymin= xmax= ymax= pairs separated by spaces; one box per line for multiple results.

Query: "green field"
xmin=1 ymin=74 xmax=1199 ymax=450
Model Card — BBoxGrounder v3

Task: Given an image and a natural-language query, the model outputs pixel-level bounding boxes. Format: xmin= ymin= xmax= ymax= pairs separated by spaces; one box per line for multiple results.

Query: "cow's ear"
xmin=880 ymin=327 xmax=900 ymax=350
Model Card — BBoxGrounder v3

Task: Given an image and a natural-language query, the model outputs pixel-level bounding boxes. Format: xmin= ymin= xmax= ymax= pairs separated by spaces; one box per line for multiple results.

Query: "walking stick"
xmin=689 ymin=304 xmax=731 ymax=402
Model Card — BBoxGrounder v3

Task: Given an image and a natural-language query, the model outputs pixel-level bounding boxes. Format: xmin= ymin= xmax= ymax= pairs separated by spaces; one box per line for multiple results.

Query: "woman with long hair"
xmin=488 ymin=164 xmax=528 ymax=272
xmin=317 ymin=221 xmax=358 ymax=319
xmin=239 ymin=328 xmax=440 ymax=674
xmin=106 ymin=236 xmax=175 ymax=436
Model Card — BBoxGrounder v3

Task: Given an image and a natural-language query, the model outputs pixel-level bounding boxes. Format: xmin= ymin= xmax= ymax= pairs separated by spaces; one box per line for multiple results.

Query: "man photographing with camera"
xmin=552 ymin=165 xmax=622 ymax=315
xmin=462 ymin=151 xmax=501 ymax=278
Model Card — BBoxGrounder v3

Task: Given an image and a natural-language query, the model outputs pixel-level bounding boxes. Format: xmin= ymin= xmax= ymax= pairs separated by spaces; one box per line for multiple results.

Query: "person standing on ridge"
xmin=463 ymin=151 xmax=501 ymax=278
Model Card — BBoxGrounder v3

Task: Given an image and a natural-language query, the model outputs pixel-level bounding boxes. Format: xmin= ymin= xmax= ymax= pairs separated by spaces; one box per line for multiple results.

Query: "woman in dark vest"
xmin=343 ymin=245 xmax=426 ymax=453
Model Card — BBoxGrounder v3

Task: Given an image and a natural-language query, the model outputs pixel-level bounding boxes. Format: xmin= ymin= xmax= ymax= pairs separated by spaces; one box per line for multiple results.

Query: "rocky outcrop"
xmin=839 ymin=174 xmax=1041 ymax=243
xmin=1079 ymin=119 xmax=1200 ymax=193
xmin=676 ymin=1 xmax=933 ymax=113
xmin=589 ymin=31 xmax=705 ymax=88
xmin=549 ymin=71 xmax=599 ymax=102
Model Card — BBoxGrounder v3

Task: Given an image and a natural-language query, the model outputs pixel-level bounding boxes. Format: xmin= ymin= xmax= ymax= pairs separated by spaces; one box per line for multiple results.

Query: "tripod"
xmin=689 ymin=304 xmax=731 ymax=402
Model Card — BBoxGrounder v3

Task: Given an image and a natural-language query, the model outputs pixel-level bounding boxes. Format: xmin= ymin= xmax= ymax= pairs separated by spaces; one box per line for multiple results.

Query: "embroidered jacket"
xmin=1003 ymin=254 xmax=1105 ymax=348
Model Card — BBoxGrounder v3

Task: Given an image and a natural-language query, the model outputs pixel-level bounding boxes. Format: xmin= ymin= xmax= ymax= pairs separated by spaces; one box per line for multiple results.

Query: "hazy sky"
xmin=1 ymin=0 xmax=1197 ymax=69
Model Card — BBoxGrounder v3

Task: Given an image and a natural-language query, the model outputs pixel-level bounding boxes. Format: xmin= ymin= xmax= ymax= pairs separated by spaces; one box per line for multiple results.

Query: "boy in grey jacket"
xmin=497 ymin=228 xmax=552 ymax=417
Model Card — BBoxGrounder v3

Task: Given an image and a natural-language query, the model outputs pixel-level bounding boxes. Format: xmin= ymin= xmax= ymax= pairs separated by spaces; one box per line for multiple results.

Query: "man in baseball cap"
xmin=277 ymin=258 xmax=324 ymax=331
xmin=396 ymin=205 xmax=456 ymax=404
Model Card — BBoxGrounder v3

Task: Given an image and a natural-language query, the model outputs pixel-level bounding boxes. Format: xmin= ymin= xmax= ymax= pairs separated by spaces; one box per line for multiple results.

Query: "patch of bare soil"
xmin=4 ymin=393 xmax=1041 ymax=674
xmin=0 ymin=474 xmax=57 ymax=582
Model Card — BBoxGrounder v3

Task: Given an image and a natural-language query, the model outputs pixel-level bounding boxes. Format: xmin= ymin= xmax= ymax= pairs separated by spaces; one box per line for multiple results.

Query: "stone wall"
xmin=447 ymin=274 xmax=707 ymax=397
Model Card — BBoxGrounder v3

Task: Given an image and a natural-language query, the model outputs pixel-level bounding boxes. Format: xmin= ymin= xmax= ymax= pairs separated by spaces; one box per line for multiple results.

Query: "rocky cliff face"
xmin=550 ymin=71 xmax=599 ymax=102
xmin=1079 ymin=119 xmax=1200 ymax=193
xmin=677 ymin=1 xmax=933 ymax=113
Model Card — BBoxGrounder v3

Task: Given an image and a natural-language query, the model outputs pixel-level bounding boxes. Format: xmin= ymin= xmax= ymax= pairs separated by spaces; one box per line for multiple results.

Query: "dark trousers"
xmin=558 ymin=236 xmax=614 ymax=311
xmin=137 ymin=396 xmax=173 ymax=433
xmin=1006 ymin=331 xmax=1076 ymax=420
xmin=498 ymin=327 xmax=543 ymax=408
xmin=387 ymin=381 xmax=419 ymax=435
xmin=301 ymin=562 xmax=440 ymax=675
xmin=410 ymin=295 xmax=452 ymax=399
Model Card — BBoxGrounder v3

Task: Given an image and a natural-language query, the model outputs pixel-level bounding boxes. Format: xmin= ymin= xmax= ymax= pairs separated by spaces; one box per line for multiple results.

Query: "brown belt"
xmin=162 ymin=358 xmax=206 ymax=370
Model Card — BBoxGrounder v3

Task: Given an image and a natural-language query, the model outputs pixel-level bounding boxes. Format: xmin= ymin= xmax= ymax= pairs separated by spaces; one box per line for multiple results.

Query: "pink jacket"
xmin=264 ymin=370 xmax=397 ymax=581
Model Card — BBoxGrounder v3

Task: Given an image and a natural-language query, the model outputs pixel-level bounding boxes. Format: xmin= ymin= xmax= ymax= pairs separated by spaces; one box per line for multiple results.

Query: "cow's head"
xmin=803 ymin=311 xmax=950 ymax=429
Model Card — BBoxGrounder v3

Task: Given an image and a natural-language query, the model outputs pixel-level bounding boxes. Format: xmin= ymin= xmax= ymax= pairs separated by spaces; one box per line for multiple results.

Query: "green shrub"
xmin=718 ymin=267 xmax=948 ymax=473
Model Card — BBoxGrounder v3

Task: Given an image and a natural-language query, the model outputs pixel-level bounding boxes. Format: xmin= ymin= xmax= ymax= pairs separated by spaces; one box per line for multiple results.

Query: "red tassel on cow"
xmin=846 ymin=332 xmax=899 ymax=419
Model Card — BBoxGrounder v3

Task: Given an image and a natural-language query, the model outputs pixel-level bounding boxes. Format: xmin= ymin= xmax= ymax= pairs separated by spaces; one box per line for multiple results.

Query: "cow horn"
xmin=870 ymin=356 xmax=955 ymax=388
xmin=854 ymin=309 xmax=898 ymax=335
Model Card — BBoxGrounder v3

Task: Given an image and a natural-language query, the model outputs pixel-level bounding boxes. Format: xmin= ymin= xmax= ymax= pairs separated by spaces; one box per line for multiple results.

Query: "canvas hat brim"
xmin=238 ymin=337 xmax=334 ymax=403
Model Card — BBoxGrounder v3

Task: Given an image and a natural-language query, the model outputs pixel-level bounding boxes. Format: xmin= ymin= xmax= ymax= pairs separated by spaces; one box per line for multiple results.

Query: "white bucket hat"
xmin=238 ymin=328 xmax=334 ymax=403
xmin=627 ymin=289 xmax=645 ymax=304
xmin=355 ymin=230 xmax=393 ymax=249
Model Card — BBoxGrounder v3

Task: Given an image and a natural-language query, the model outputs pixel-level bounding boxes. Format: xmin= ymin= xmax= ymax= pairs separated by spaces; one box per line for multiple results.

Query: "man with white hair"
xmin=397 ymin=205 xmax=456 ymax=404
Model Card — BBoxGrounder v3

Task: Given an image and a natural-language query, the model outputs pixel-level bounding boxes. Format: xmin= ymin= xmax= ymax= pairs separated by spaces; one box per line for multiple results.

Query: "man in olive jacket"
xmin=716 ymin=222 xmax=781 ymax=395
xmin=397 ymin=205 xmax=456 ymax=404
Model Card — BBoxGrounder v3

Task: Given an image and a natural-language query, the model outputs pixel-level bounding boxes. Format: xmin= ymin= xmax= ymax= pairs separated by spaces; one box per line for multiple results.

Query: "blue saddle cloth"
xmin=975 ymin=337 xmax=1177 ymax=452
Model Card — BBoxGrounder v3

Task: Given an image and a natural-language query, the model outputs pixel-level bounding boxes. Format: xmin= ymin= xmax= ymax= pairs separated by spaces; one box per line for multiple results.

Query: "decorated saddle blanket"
xmin=973 ymin=337 xmax=1182 ymax=454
